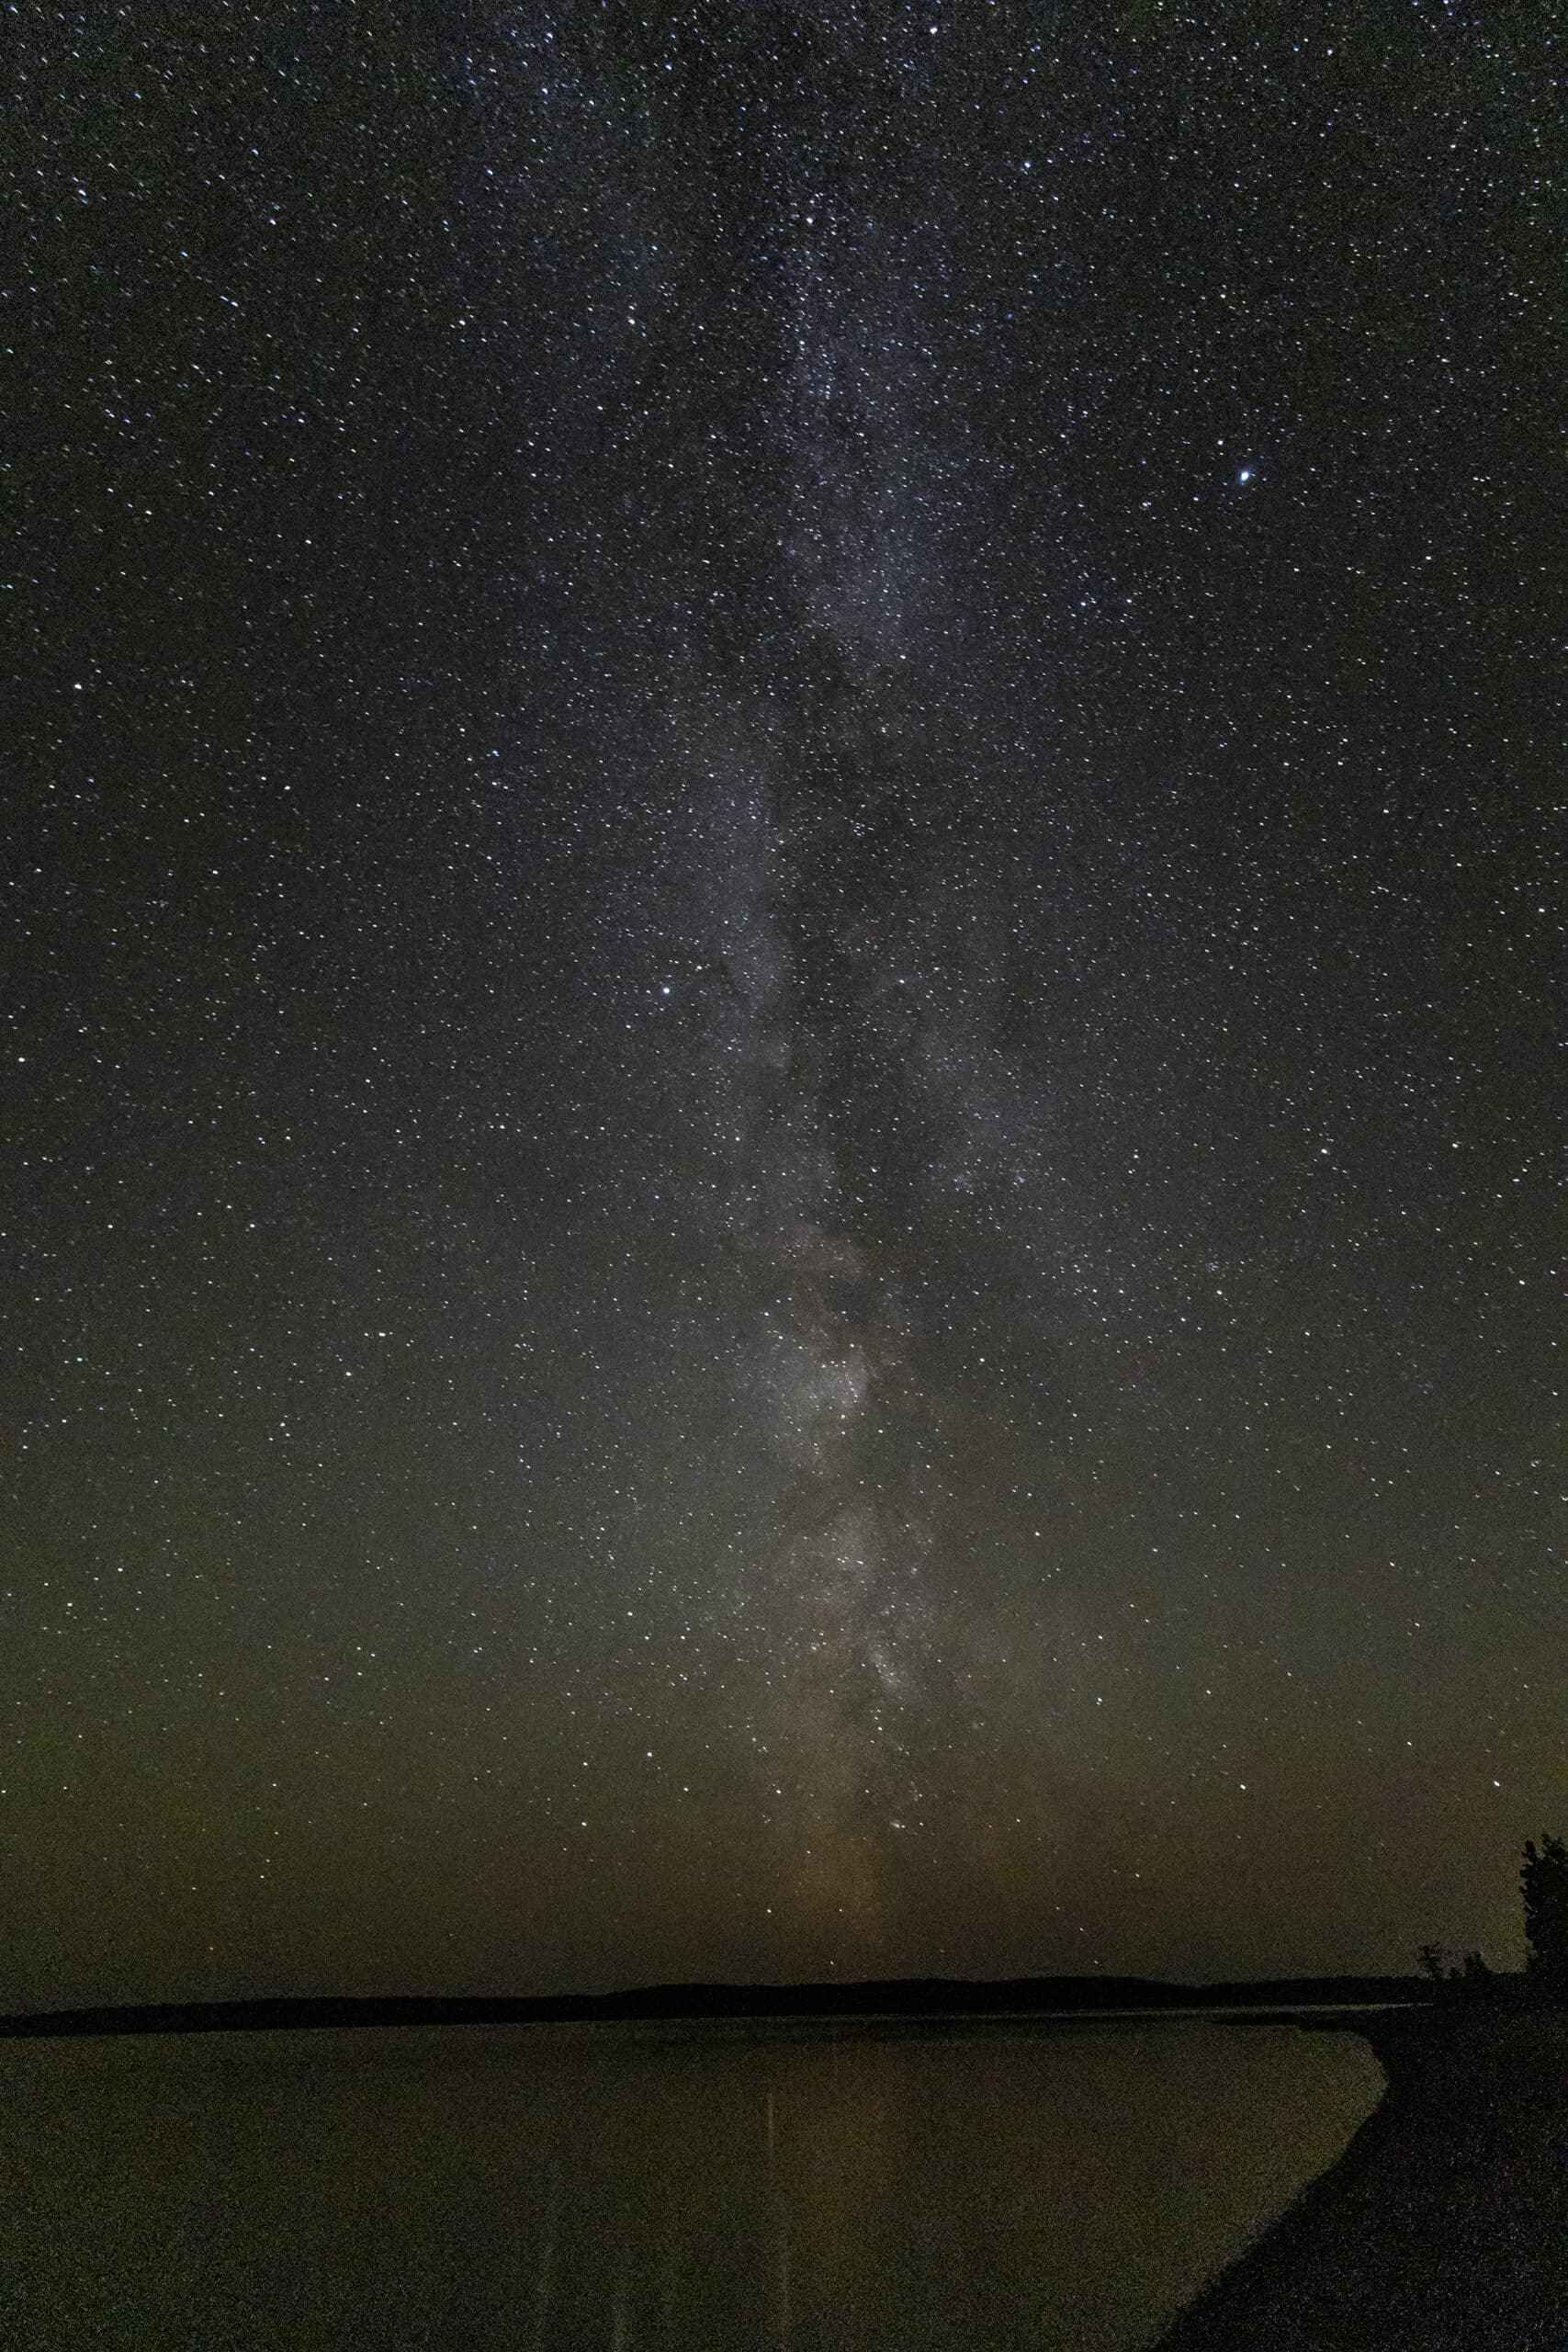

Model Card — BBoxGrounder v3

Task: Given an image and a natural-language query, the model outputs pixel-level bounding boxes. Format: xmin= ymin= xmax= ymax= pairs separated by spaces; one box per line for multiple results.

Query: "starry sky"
xmin=6 ymin=4 xmax=1561 ymax=2012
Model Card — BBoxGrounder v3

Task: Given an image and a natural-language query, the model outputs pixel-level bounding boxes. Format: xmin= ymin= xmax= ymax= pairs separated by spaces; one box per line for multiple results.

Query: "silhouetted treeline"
xmin=1418 ymin=1944 xmax=1503 ymax=2005
xmin=1416 ymin=1832 xmax=1568 ymax=2009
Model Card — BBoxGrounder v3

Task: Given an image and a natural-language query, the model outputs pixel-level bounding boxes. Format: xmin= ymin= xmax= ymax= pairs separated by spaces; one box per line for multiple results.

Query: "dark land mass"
xmin=0 ymin=1973 xmax=1424 ymax=2038
xmin=1155 ymin=2007 xmax=1568 ymax=2352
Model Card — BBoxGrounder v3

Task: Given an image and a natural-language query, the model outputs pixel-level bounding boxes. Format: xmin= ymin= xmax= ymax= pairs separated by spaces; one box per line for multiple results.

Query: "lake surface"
xmin=0 ymin=2016 xmax=1382 ymax=2351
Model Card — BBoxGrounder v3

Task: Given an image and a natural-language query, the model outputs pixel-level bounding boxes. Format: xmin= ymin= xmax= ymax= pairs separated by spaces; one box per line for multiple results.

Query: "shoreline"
xmin=1152 ymin=2007 xmax=1568 ymax=2350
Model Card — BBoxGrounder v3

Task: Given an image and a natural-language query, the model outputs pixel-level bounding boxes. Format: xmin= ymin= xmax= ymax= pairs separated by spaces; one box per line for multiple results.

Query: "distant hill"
xmin=0 ymin=1973 xmax=1429 ymax=2038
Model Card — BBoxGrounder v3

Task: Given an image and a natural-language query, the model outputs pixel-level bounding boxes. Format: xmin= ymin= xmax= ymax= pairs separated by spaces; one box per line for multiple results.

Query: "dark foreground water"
xmin=0 ymin=2017 xmax=1382 ymax=2351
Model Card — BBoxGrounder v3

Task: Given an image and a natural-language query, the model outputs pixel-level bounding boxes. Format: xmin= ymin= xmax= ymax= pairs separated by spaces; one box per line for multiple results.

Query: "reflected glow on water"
xmin=0 ymin=2018 xmax=1382 ymax=2350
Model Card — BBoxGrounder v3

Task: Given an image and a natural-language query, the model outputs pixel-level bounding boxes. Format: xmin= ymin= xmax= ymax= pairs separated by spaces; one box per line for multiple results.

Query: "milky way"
xmin=6 ymin=6 xmax=1560 ymax=2007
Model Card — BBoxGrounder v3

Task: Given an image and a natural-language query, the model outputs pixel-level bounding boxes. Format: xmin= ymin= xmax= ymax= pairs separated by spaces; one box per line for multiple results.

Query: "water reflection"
xmin=1 ymin=2018 xmax=1382 ymax=2350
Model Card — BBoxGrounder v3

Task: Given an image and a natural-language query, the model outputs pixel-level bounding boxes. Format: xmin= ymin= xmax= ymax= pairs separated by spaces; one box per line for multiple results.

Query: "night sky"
xmin=7 ymin=5 xmax=1561 ymax=2013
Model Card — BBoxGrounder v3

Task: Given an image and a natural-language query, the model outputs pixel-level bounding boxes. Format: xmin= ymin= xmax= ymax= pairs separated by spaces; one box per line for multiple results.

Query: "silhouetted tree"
xmin=1521 ymin=1833 xmax=1568 ymax=1995
xmin=1417 ymin=1941 xmax=1450 ymax=1990
xmin=1456 ymin=1949 xmax=1495 ymax=2000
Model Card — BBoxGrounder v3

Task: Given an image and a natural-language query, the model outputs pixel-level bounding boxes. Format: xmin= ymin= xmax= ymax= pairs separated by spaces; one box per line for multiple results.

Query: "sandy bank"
xmin=1154 ymin=2009 xmax=1568 ymax=2350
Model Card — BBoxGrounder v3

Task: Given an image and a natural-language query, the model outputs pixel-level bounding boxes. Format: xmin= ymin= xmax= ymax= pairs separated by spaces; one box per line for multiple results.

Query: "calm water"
xmin=0 ymin=2017 xmax=1382 ymax=2351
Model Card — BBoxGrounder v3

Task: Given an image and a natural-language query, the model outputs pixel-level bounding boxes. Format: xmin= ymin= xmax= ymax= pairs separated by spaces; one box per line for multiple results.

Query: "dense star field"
xmin=6 ymin=6 xmax=1560 ymax=2009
